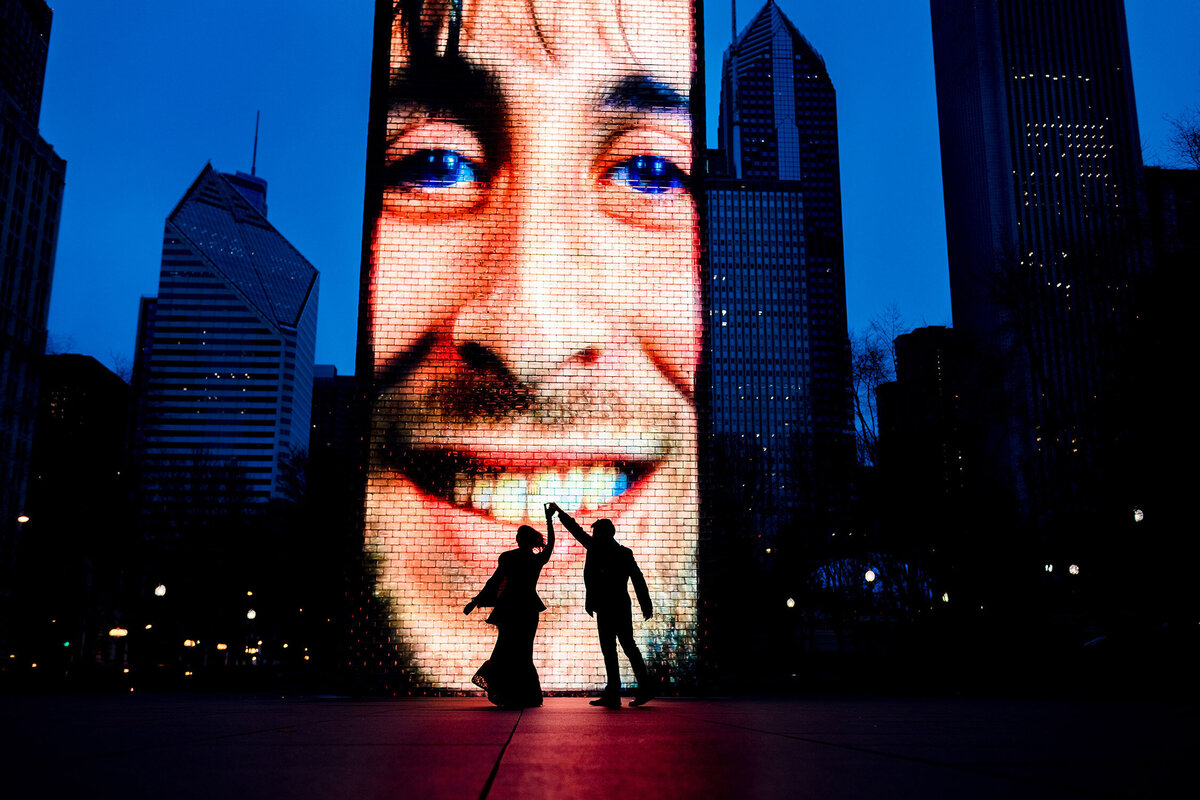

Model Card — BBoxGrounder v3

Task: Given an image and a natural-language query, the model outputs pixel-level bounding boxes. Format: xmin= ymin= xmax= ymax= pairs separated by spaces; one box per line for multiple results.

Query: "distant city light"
xmin=941 ymin=593 xmax=950 ymax=603
xmin=246 ymin=609 xmax=257 ymax=620
xmin=1069 ymin=564 xmax=1080 ymax=575
xmin=145 ymin=624 xmax=152 ymax=630
xmin=864 ymin=570 xmax=877 ymax=583
xmin=216 ymin=643 xmax=228 ymax=651
xmin=1044 ymin=563 xmax=1054 ymax=573
xmin=183 ymin=639 xmax=196 ymax=647
xmin=16 ymin=515 xmax=29 ymax=524
xmin=1133 ymin=507 xmax=1144 ymax=523
xmin=247 ymin=590 xmax=254 ymax=597
xmin=108 ymin=627 xmax=128 ymax=638
xmin=154 ymin=584 xmax=166 ymax=597
xmin=786 ymin=597 xmax=796 ymax=608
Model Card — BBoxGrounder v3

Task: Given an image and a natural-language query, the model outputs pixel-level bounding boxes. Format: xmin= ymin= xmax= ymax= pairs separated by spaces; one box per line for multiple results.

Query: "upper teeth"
xmin=453 ymin=466 xmax=630 ymax=523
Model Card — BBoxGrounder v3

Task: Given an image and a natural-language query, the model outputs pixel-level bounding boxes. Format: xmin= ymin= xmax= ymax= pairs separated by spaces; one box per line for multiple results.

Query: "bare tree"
xmin=851 ymin=305 xmax=905 ymax=467
xmin=108 ymin=351 xmax=134 ymax=383
xmin=1167 ymin=107 xmax=1200 ymax=170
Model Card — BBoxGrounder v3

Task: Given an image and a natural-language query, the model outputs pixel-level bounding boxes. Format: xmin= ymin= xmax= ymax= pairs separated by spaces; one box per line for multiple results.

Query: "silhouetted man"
xmin=547 ymin=503 xmax=656 ymax=707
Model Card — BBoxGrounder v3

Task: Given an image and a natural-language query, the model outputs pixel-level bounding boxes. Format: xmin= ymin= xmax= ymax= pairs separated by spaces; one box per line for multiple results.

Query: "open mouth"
xmin=400 ymin=449 xmax=653 ymax=523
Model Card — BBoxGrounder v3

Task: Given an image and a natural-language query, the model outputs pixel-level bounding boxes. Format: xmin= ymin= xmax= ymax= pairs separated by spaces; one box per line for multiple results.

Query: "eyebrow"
xmin=388 ymin=54 xmax=503 ymax=131
xmin=602 ymin=75 xmax=689 ymax=114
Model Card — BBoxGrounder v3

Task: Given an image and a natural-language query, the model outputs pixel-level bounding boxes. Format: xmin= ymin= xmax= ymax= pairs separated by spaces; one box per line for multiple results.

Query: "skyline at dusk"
xmin=38 ymin=0 xmax=1200 ymax=377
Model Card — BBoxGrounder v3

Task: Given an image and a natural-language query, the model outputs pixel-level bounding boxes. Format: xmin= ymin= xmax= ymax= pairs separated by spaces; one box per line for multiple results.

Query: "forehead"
xmin=392 ymin=0 xmax=692 ymax=86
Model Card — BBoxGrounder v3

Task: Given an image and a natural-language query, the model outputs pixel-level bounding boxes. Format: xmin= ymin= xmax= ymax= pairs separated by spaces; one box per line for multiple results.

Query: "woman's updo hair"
xmin=516 ymin=525 xmax=544 ymax=549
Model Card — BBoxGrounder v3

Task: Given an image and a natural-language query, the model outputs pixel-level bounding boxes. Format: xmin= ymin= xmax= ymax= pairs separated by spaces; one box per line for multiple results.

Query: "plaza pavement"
xmin=1 ymin=692 xmax=1193 ymax=798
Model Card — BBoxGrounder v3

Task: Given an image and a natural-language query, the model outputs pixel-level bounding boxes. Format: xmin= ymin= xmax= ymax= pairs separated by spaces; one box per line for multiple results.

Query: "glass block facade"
xmin=357 ymin=0 xmax=701 ymax=692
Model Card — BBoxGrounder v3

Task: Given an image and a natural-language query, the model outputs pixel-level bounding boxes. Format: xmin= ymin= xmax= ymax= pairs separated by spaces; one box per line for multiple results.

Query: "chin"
xmin=363 ymin=430 xmax=698 ymax=690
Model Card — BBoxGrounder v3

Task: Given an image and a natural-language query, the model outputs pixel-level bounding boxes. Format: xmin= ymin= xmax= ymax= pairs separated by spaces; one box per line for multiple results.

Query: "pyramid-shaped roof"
xmin=734 ymin=1 xmax=828 ymax=75
xmin=166 ymin=165 xmax=317 ymax=329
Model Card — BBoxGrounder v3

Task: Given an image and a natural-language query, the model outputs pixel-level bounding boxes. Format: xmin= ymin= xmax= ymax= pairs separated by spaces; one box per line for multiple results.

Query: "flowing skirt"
xmin=472 ymin=612 xmax=542 ymax=708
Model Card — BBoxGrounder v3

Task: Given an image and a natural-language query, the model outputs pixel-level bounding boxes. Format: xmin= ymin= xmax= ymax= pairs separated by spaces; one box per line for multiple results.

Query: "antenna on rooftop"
xmin=732 ymin=0 xmax=737 ymax=41
xmin=251 ymin=110 xmax=260 ymax=176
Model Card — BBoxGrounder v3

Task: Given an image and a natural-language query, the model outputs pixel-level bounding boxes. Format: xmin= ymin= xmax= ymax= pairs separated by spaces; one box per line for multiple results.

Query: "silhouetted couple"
xmin=464 ymin=503 xmax=657 ymax=709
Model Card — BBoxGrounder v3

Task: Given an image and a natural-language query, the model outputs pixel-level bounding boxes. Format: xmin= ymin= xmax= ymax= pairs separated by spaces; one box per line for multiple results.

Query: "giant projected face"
xmin=365 ymin=0 xmax=698 ymax=689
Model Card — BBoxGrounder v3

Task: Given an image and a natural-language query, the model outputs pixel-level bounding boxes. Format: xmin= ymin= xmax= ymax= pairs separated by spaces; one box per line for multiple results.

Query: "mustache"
xmin=374 ymin=335 xmax=597 ymax=426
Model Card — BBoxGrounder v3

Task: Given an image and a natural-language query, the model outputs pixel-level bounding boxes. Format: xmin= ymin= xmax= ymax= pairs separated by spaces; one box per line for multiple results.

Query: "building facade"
xmin=931 ymin=0 xmax=1148 ymax=541
xmin=22 ymin=354 xmax=130 ymax=668
xmin=1 ymin=0 xmax=65 ymax=600
xmin=708 ymin=1 xmax=854 ymax=551
xmin=133 ymin=165 xmax=318 ymax=524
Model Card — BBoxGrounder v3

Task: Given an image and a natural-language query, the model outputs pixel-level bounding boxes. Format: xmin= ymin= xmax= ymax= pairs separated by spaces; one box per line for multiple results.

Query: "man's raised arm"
xmin=548 ymin=503 xmax=591 ymax=548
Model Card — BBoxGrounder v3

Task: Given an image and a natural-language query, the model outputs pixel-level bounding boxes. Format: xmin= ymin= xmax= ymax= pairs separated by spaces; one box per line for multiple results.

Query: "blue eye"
xmin=606 ymin=155 xmax=686 ymax=194
xmin=390 ymin=149 xmax=484 ymax=189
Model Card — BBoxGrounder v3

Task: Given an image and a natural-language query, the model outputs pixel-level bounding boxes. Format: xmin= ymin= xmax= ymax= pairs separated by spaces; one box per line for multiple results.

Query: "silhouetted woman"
xmin=463 ymin=505 xmax=555 ymax=708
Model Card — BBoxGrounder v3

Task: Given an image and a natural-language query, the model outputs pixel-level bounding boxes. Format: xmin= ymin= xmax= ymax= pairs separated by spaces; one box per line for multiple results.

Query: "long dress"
xmin=470 ymin=541 xmax=553 ymax=708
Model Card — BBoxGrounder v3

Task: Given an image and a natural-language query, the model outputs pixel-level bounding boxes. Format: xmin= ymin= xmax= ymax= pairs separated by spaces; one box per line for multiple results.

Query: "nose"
xmin=451 ymin=190 xmax=609 ymax=387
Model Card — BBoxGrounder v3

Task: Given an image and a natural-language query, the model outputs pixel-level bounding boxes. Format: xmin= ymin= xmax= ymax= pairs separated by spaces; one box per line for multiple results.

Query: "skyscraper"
xmin=931 ymin=0 xmax=1147 ymax=539
xmin=133 ymin=165 xmax=318 ymax=521
xmin=1 ymin=0 xmax=65 ymax=592
xmin=708 ymin=1 xmax=854 ymax=551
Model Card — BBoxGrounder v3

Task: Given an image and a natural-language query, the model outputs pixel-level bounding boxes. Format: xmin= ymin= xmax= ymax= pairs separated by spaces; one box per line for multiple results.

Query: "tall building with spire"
xmin=1 ymin=0 xmax=65 ymax=589
xmin=707 ymin=1 xmax=854 ymax=558
xmin=930 ymin=0 xmax=1148 ymax=547
xmin=133 ymin=165 xmax=318 ymax=522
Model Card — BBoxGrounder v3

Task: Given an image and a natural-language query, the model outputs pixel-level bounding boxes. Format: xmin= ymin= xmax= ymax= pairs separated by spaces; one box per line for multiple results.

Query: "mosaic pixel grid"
xmin=360 ymin=0 xmax=701 ymax=691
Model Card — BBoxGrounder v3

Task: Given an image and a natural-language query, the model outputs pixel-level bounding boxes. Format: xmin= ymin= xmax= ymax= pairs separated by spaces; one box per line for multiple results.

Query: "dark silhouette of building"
xmin=931 ymin=0 xmax=1150 ymax=591
xmin=132 ymin=165 xmax=318 ymax=523
xmin=875 ymin=326 xmax=972 ymax=601
xmin=1 ymin=0 xmax=65 ymax=630
xmin=309 ymin=365 xmax=357 ymax=484
xmin=1111 ymin=166 xmax=1200 ymax=627
xmin=704 ymin=1 xmax=855 ymax=682
xmin=877 ymin=326 xmax=967 ymax=515
xmin=1144 ymin=167 xmax=1200 ymax=261
xmin=17 ymin=354 xmax=130 ymax=674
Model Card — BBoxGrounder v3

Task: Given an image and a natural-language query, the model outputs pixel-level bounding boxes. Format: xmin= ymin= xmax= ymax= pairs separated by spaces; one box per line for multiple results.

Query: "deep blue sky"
xmin=40 ymin=1 xmax=1200 ymax=377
